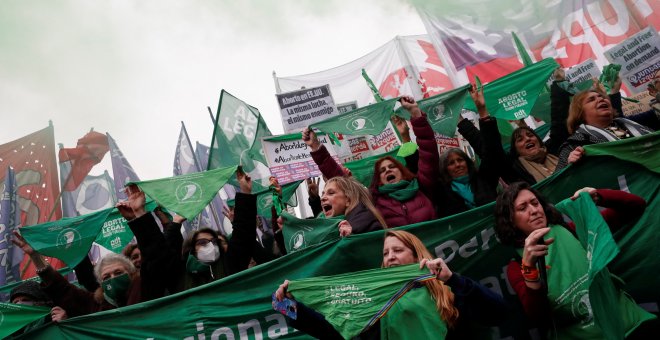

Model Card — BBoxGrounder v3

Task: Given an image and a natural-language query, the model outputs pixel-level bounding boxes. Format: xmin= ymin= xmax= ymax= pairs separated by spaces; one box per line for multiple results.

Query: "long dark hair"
xmin=494 ymin=182 xmax=565 ymax=247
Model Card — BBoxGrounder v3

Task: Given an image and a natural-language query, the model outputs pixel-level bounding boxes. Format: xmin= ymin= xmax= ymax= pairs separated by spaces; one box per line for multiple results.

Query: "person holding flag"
xmin=494 ymin=182 xmax=655 ymax=338
xmin=274 ymin=229 xmax=508 ymax=339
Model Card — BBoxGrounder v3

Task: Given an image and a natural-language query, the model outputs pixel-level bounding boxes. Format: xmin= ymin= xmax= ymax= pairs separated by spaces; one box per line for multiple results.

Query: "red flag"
xmin=0 ymin=125 xmax=67 ymax=277
xmin=59 ymin=131 xmax=109 ymax=191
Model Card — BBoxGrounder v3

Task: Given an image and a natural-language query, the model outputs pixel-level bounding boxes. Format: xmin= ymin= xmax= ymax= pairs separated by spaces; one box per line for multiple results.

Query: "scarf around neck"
xmin=450 ymin=175 xmax=475 ymax=208
xmin=378 ymin=179 xmax=419 ymax=202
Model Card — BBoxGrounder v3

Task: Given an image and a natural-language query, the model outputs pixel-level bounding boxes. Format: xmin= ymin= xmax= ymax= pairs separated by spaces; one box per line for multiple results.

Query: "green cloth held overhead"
xmin=464 ymin=58 xmax=559 ymax=120
xmin=288 ymin=264 xmax=435 ymax=339
xmin=311 ymin=98 xmax=398 ymax=136
xmin=128 ymin=165 xmax=237 ymax=220
xmin=395 ymin=85 xmax=471 ymax=138
xmin=20 ymin=208 xmax=113 ymax=267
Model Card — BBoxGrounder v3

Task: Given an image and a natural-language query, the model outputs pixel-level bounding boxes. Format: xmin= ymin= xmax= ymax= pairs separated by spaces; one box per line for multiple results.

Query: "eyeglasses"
xmin=195 ymin=238 xmax=218 ymax=247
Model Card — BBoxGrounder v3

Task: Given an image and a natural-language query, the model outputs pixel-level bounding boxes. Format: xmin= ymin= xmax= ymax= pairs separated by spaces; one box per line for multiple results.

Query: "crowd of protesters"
xmin=7 ymin=69 xmax=659 ymax=339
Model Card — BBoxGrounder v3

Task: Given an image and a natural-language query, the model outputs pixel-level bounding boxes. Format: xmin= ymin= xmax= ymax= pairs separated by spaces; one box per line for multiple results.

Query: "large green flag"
xmin=20 ymin=136 xmax=659 ymax=340
xmin=281 ymin=212 xmax=342 ymax=252
xmin=395 ymin=84 xmax=471 ymax=138
xmin=464 ymin=58 xmax=559 ymax=120
xmin=208 ymin=90 xmax=273 ymax=191
xmin=128 ymin=166 xmax=237 ymax=220
xmin=288 ymin=264 xmax=434 ymax=339
xmin=20 ymin=208 xmax=113 ymax=267
xmin=512 ymin=32 xmax=533 ymax=67
xmin=0 ymin=303 xmax=49 ymax=339
xmin=311 ymin=98 xmax=399 ymax=136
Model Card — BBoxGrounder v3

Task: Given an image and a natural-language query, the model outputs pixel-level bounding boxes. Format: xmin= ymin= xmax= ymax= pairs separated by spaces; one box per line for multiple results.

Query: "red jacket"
xmin=507 ymin=189 xmax=647 ymax=325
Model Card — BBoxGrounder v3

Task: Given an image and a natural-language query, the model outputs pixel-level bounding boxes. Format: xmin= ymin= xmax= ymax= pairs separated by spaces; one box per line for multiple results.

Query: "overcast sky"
xmin=0 ymin=0 xmax=426 ymax=181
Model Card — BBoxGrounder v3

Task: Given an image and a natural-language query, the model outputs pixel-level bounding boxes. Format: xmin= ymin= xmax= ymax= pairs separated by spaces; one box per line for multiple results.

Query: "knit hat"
xmin=10 ymin=280 xmax=50 ymax=304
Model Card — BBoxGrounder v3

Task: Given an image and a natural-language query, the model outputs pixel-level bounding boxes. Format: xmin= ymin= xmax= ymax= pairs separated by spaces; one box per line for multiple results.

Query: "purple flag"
xmin=1 ymin=167 xmax=23 ymax=293
xmin=107 ymin=133 xmax=140 ymax=201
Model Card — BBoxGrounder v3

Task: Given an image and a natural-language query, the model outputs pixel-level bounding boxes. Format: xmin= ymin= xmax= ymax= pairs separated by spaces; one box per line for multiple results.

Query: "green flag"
xmin=20 ymin=208 xmax=113 ymax=266
xmin=281 ymin=212 xmax=343 ymax=252
xmin=288 ymin=264 xmax=434 ymax=339
xmin=512 ymin=32 xmax=533 ymax=67
xmin=361 ymin=69 xmax=384 ymax=103
xmin=21 ymin=135 xmax=659 ymax=340
xmin=584 ymin=131 xmax=659 ymax=173
xmin=208 ymin=90 xmax=273 ymax=191
xmin=344 ymin=147 xmax=401 ymax=188
xmin=311 ymin=98 xmax=398 ymax=136
xmin=395 ymin=85 xmax=471 ymax=137
xmin=129 ymin=166 xmax=237 ymax=220
xmin=0 ymin=303 xmax=50 ymax=339
xmin=464 ymin=58 xmax=559 ymax=120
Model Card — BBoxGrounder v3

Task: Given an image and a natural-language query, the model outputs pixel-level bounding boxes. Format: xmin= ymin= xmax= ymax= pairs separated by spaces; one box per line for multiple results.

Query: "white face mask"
xmin=196 ymin=243 xmax=220 ymax=264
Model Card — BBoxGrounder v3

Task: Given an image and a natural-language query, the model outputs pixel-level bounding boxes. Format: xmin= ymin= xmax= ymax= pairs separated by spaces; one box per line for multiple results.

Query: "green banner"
xmin=584 ymin=131 xmax=659 ymax=173
xmin=281 ymin=212 xmax=342 ymax=253
xmin=0 ymin=303 xmax=49 ymax=339
xmin=395 ymin=85 xmax=471 ymax=137
xmin=129 ymin=166 xmax=237 ymax=220
xmin=464 ymin=58 xmax=559 ymax=120
xmin=20 ymin=208 xmax=113 ymax=267
xmin=20 ymin=136 xmax=659 ymax=339
xmin=311 ymin=98 xmax=398 ymax=136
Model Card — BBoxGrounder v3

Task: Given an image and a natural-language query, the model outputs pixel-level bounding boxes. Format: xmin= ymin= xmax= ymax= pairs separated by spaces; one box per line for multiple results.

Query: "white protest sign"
xmin=276 ymin=85 xmax=338 ymax=133
xmin=565 ymin=58 xmax=600 ymax=84
xmin=262 ymin=133 xmax=340 ymax=185
xmin=605 ymin=26 xmax=660 ymax=94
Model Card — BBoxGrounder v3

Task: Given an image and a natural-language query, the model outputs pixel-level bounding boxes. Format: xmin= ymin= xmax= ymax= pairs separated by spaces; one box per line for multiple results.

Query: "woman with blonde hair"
xmin=321 ymin=176 xmax=387 ymax=235
xmin=274 ymin=229 xmax=508 ymax=339
xmin=556 ymin=88 xmax=654 ymax=170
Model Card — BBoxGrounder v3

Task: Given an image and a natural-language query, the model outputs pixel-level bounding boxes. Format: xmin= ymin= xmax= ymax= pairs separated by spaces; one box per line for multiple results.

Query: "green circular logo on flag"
xmin=289 ymin=231 xmax=306 ymax=251
xmin=346 ymin=118 xmax=374 ymax=132
xmin=56 ymin=228 xmax=82 ymax=250
xmin=571 ymin=289 xmax=594 ymax=325
xmin=259 ymin=195 xmax=272 ymax=208
xmin=175 ymin=182 xmax=203 ymax=203
xmin=431 ymin=104 xmax=451 ymax=122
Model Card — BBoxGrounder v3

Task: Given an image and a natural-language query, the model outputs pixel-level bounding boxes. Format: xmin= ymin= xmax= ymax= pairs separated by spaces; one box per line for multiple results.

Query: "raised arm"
xmin=401 ymin=96 xmax=440 ymax=194
xmin=225 ymin=170 xmax=258 ymax=275
xmin=304 ymin=127 xmax=345 ymax=179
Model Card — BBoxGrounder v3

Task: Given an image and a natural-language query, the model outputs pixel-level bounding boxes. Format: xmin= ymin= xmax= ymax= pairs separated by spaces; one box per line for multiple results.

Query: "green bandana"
xmin=186 ymin=253 xmax=211 ymax=274
xmin=281 ymin=212 xmax=344 ymax=253
xmin=102 ymin=273 xmax=131 ymax=307
xmin=378 ymin=179 xmax=419 ymax=202
xmin=379 ymin=286 xmax=448 ymax=339
xmin=287 ymin=264 xmax=435 ymax=339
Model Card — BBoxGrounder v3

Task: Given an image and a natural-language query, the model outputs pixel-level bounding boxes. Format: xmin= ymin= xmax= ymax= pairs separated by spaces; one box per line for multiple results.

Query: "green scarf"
xmin=378 ymin=179 xmax=419 ymax=202
xmin=450 ymin=175 xmax=475 ymax=208
xmin=186 ymin=254 xmax=210 ymax=274
xmin=379 ymin=286 xmax=448 ymax=339
xmin=281 ymin=212 xmax=345 ymax=253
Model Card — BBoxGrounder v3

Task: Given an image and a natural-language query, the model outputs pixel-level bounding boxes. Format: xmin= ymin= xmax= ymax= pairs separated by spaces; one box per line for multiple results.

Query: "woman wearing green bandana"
xmin=495 ymin=182 xmax=655 ymax=338
xmin=306 ymin=96 xmax=441 ymax=228
xmin=274 ymin=230 xmax=509 ymax=339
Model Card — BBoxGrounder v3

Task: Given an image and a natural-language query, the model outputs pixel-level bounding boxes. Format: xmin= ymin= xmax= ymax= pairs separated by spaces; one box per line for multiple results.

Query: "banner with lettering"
xmin=262 ymin=133 xmax=339 ymax=185
xmin=604 ymin=26 xmax=660 ymax=94
xmin=20 ymin=135 xmax=659 ymax=339
xmin=276 ymin=85 xmax=338 ymax=133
